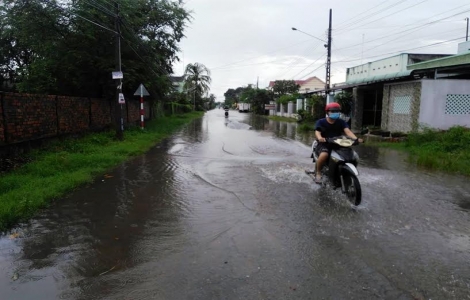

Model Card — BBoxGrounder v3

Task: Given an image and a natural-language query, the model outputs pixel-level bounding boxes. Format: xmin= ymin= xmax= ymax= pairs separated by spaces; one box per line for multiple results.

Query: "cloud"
xmin=175 ymin=0 xmax=469 ymax=100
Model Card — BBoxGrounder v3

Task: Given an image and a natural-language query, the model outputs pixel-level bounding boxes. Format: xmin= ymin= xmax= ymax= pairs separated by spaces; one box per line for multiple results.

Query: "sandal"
xmin=315 ymin=174 xmax=322 ymax=184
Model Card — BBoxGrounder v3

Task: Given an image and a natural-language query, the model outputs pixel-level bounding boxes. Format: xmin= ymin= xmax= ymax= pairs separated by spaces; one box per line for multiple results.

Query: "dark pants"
xmin=315 ymin=142 xmax=332 ymax=156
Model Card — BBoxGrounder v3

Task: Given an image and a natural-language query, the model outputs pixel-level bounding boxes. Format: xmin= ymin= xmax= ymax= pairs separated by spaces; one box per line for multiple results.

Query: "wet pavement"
xmin=1 ymin=109 xmax=469 ymax=300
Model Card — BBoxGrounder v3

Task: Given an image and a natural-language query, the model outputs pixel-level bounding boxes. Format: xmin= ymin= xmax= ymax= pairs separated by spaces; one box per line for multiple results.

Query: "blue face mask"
xmin=329 ymin=112 xmax=340 ymax=120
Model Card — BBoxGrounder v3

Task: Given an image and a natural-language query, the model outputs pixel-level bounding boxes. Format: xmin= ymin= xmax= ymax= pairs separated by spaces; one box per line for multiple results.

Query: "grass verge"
xmin=266 ymin=115 xmax=298 ymax=122
xmin=372 ymin=126 xmax=470 ymax=176
xmin=0 ymin=112 xmax=204 ymax=231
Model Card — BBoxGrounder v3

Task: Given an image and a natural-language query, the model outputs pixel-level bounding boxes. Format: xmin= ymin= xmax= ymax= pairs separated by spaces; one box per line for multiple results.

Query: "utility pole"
xmin=115 ymin=3 xmax=123 ymax=140
xmin=193 ymin=80 xmax=197 ymax=111
xmin=325 ymin=8 xmax=332 ymax=94
xmin=466 ymin=17 xmax=469 ymax=42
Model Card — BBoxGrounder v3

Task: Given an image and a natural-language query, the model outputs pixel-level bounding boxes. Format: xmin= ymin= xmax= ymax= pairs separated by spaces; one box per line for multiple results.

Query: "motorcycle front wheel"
xmin=342 ymin=170 xmax=362 ymax=206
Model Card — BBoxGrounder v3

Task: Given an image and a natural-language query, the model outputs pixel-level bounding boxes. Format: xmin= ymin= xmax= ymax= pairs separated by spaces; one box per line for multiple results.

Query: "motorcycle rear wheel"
xmin=342 ymin=171 xmax=362 ymax=206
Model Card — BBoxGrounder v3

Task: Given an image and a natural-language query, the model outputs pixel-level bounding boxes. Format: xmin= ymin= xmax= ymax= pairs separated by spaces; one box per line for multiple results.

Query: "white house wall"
xmin=299 ymin=77 xmax=324 ymax=93
xmin=346 ymin=55 xmax=408 ymax=84
xmin=419 ymin=79 xmax=470 ymax=130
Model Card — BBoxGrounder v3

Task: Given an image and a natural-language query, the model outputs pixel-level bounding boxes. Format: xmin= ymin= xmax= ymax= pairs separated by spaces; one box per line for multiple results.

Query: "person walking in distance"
xmin=314 ymin=102 xmax=363 ymax=184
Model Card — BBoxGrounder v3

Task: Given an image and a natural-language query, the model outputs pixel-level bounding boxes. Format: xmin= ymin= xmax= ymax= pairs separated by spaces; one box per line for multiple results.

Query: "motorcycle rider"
xmin=314 ymin=102 xmax=363 ymax=184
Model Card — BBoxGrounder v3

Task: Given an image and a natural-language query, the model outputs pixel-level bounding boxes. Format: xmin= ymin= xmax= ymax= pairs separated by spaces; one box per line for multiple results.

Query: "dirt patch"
xmin=0 ymin=156 xmax=32 ymax=174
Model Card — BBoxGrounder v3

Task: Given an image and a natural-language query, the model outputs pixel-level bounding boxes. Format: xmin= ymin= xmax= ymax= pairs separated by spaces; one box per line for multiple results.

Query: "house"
xmin=297 ymin=76 xmax=325 ymax=94
xmin=395 ymin=42 xmax=470 ymax=132
xmin=339 ymin=43 xmax=470 ymax=132
xmin=267 ymin=76 xmax=325 ymax=94
xmin=345 ymin=53 xmax=450 ymax=129
xmin=266 ymin=77 xmax=326 ymax=117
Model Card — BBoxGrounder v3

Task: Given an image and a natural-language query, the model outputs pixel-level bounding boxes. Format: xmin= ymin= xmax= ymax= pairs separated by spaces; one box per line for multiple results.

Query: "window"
xmin=445 ymin=94 xmax=470 ymax=114
xmin=393 ymin=96 xmax=412 ymax=114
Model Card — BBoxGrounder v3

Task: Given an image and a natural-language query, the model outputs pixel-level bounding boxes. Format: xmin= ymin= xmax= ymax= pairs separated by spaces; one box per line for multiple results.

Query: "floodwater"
xmin=1 ymin=109 xmax=469 ymax=299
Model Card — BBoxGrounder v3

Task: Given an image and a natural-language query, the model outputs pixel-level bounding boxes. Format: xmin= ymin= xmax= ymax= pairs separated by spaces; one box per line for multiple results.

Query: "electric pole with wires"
xmin=114 ymin=2 xmax=124 ymax=140
xmin=325 ymin=9 xmax=332 ymax=94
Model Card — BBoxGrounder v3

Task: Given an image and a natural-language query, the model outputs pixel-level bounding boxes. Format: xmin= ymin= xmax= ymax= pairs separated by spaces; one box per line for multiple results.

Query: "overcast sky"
xmin=173 ymin=0 xmax=470 ymax=101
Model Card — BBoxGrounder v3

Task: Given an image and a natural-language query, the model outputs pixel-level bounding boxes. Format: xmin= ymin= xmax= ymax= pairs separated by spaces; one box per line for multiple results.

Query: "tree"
xmin=335 ymin=92 xmax=353 ymax=116
xmin=183 ymin=62 xmax=211 ymax=110
xmin=224 ymin=88 xmax=237 ymax=105
xmin=204 ymin=93 xmax=216 ymax=110
xmin=0 ymin=0 xmax=191 ymax=98
xmin=307 ymin=94 xmax=326 ymax=121
xmin=250 ymin=89 xmax=272 ymax=115
xmin=272 ymin=80 xmax=300 ymax=97
xmin=240 ymin=85 xmax=255 ymax=103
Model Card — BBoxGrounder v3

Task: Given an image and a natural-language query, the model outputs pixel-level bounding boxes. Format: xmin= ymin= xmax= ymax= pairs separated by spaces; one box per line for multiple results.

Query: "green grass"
xmin=0 ymin=112 xmax=203 ymax=231
xmin=297 ymin=123 xmax=315 ymax=132
xmin=373 ymin=126 xmax=470 ymax=176
xmin=266 ymin=115 xmax=298 ymax=122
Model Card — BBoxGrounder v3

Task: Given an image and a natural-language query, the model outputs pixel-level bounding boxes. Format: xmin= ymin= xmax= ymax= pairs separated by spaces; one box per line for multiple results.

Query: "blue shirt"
xmin=315 ymin=118 xmax=349 ymax=138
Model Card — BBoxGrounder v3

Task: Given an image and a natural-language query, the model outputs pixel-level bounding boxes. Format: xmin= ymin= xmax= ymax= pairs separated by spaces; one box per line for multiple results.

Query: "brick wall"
xmin=91 ymin=98 xmax=112 ymax=129
xmin=127 ymin=99 xmax=140 ymax=124
xmin=0 ymin=93 xmax=4 ymax=143
xmin=0 ymin=92 xmax=145 ymax=146
xmin=3 ymin=93 xmax=57 ymax=143
xmin=57 ymin=96 xmax=90 ymax=134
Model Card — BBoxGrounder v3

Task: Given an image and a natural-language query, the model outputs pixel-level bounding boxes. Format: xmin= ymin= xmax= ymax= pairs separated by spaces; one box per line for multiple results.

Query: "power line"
xmin=299 ymin=64 xmax=327 ymax=80
xmin=334 ymin=6 xmax=470 ymax=53
xmin=84 ymin=0 xmax=117 ymax=17
xmin=356 ymin=26 xmax=463 ymax=59
xmin=334 ymin=0 xmax=392 ymax=28
xmin=121 ymin=38 xmax=164 ymax=79
xmin=272 ymin=42 xmax=324 ymax=79
xmin=334 ymin=36 xmax=464 ymax=64
xmin=95 ymin=0 xmax=117 ymax=8
xmin=210 ymin=38 xmax=315 ymax=70
xmin=335 ymin=0 xmax=408 ymax=32
xmin=119 ymin=21 xmax=174 ymax=79
xmin=41 ymin=0 xmax=117 ymax=34
xmin=343 ymin=0 xmax=429 ymax=33
xmin=290 ymin=54 xmax=326 ymax=80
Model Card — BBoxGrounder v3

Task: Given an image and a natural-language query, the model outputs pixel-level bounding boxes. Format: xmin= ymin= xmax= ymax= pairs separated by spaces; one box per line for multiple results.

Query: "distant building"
xmin=267 ymin=76 xmax=325 ymax=94
xmin=303 ymin=42 xmax=470 ymax=133
xmin=297 ymin=76 xmax=325 ymax=94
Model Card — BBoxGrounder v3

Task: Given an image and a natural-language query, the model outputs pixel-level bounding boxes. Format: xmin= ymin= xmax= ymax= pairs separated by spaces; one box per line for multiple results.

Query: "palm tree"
xmin=183 ymin=63 xmax=211 ymax=110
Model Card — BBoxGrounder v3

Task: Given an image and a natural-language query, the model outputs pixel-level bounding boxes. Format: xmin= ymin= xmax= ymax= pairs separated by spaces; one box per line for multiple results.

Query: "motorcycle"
xmin=308 ymin=135 xmax=364 ymax=206
xmin=224 ymin=106 xmax=229 ymax=117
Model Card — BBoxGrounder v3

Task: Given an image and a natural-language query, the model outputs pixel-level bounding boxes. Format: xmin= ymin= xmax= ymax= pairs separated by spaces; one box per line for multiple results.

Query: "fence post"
xmin=55 ymin=95 xmax=60 ymax=135
xmin=1 ymin=92 xmax=7 ymax=144
xmin=89 ymin=97 xmax=92 ymax=130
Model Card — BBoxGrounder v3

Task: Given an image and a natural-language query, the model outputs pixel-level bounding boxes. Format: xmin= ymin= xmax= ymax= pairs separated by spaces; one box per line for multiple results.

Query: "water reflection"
xmin=2 ymin=110 xmax=469 ymax=300
xmin=1 ymin=138 xmax=190 ymax=300
xmin=243 ymin=114 xmax=422 ymax=175
xmin=244 ymin=115 xmax=315 ymax=143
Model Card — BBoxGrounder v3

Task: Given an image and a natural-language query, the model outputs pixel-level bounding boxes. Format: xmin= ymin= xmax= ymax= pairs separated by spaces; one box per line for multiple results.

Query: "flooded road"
xmin=1 ymin=109 xmax=469 ymax=299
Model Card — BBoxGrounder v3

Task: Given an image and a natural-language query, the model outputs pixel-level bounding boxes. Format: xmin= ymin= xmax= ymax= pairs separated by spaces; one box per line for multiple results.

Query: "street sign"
xmin=112 ymin=71 xmax=123 ymax=79
xmin=118 ymin=93 xmax=125 ymax=104
xmin=133 ymin=84 xmax=150 ymax=130
xmin=265 ymin=104 xmax=276 ymax=110
xmin=133 ymin=84 xmax=150 ymax=96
